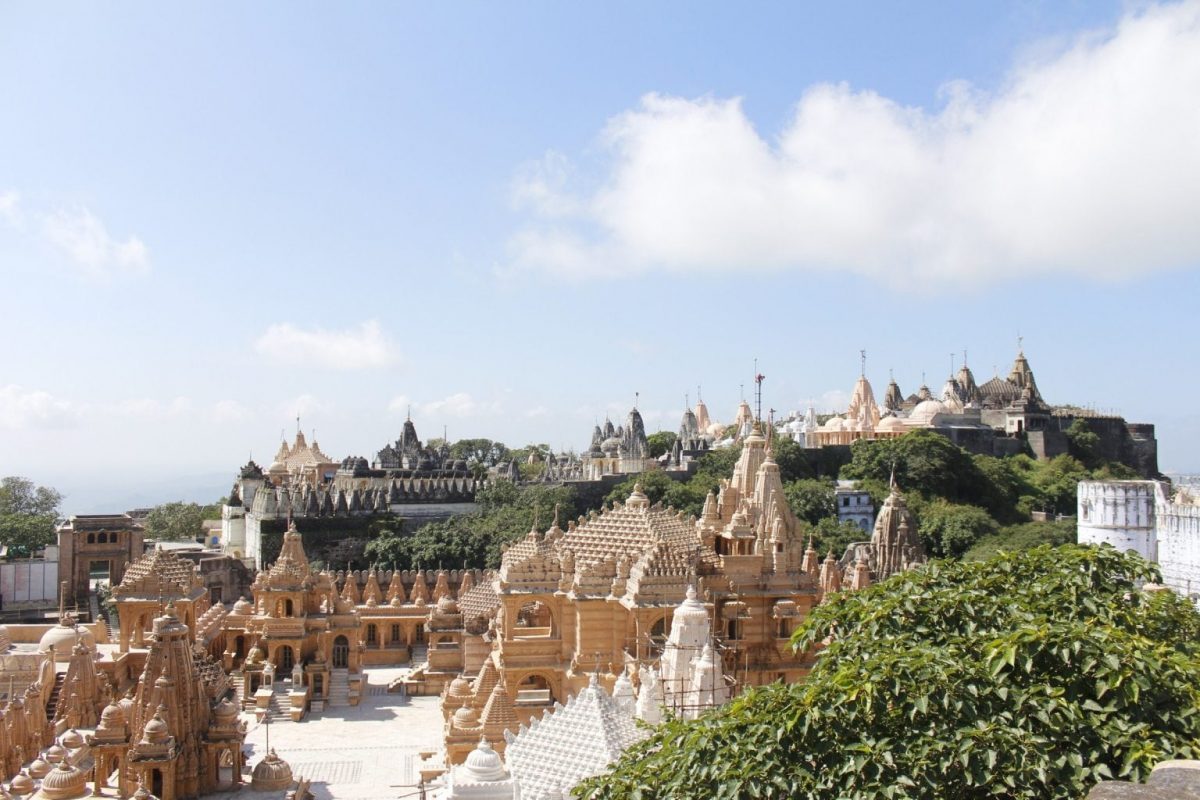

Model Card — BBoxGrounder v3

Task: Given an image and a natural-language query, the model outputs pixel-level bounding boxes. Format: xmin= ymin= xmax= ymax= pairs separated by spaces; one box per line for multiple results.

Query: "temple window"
xmin=366 ymin=624 xmax=377 ymax=644
xmin=390 ymin=624 xmax=401 ymax=644
xmin=777 ymin=618 xmax=792 ymax=638
xmin=726 ymin=618 xmax=741 ymax=641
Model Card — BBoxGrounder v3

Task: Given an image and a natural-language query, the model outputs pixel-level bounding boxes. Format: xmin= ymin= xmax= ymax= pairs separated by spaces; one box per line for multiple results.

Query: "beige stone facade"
xmin=437 ymin=426 xmax=859 ymax=763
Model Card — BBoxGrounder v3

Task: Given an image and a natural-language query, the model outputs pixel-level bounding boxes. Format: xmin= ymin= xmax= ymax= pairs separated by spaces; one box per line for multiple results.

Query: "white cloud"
xmin=254 ymin=320 xmax=399 ymax=370
xmin=42 ymin=207 xmax=150 ymax=278
xmin=816 ymin=389 xmax=851 ymax=414
xmin=211 ymin=400 xmax=251 ymax=423
xmin=0 ymin=191 xmax=21 ymax=226
xmin=113 ymin=396 xmax=194 ymax=419
xmin=283 ymin=394 xmax=329 ymax=420
xmin=507 ymin=2 xmax=1200 ymax=287
xmin=525 ymin=405 xmax=549 ymax=419
xmin=0 ymin=385 xmax=79 ymax=430
xmin=389 ymin=392 xmax=503 ymax=419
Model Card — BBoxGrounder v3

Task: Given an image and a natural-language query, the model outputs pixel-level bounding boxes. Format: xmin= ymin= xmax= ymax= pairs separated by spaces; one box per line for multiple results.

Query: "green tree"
xmin=806 ymin=517 xmax=869 ymax=558
xmin=144 ymin=501 xmax=208 ymax=541
xmin=1065 ymin=418 xmax=1102 ymax=467
xmin=783 ymin=479 xmax=836 ymax=525
xmin=0 ymin=476 xmax=63 ymax=554
xmin=917 ymin=500 xmax=999 ymax=558
xmin=841 ymin=430 xmax=989 ymax=508
xmin=605 ymin=471 xmax=678 ymax=507
xmin=579 ymin=545 xmax=1200 ymax=800
xmin=772 ymin=435 xmax=815 ymax=483
xmin=448 ymin=438 xmax=510 ymax=467
xmin=646 ymin=431 xmax=677 ymax=459
xmin=366 ymin=483 xmax=581 ymax=571
xmin=963 ymin=518 xmax=1078 ymax=561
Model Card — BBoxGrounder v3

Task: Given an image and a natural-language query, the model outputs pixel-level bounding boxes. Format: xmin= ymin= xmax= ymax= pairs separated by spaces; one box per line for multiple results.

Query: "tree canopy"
xmin=143 ymin=501 xmax=219 ymax=542
xmin=579 ymin=545 xmax=1200 ymax=800
xmin=364 ymin=483 xmax=580 ymax=571
xmin=0 ymin=476 xmax=63 ymax=554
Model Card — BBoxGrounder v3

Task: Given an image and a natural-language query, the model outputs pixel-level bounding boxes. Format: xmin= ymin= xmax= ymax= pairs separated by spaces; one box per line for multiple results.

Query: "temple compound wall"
xmin=1078 ymin=480 xmax=1200 ymax=600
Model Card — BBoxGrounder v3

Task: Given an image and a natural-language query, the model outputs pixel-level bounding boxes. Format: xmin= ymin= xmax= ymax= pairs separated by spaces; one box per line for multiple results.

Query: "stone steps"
xmin=328 ymin=669 xmax=350 ymax=708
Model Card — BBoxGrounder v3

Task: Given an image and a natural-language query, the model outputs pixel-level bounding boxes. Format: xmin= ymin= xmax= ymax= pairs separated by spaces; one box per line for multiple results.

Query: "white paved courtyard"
xmin=219 ymin=667 xmax=445 ymax=800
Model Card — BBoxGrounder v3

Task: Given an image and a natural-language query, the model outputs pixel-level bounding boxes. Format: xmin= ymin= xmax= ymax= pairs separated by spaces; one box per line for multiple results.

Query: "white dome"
xmin=877 ymin=415 xmax=907 ymax=431
xmin=908 ymin=400 xmax=947 ymax=426
xmin=820 ymin=416 xmax=846 ymax=432
xmin=462 ymin=738 xmax=508 ymax=782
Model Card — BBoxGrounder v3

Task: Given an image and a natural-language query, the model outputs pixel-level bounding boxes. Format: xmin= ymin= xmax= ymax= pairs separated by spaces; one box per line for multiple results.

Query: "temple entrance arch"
xmin=332 ymin=636 xmax=349 ymax=668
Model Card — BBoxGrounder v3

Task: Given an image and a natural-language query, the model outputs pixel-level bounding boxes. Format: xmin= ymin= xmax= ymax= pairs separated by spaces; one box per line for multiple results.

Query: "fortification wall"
xmin=1076 ymin=480 xmax=1158 ymax=561
xmin=1156 ymin=494 xmax=1200 ymax=598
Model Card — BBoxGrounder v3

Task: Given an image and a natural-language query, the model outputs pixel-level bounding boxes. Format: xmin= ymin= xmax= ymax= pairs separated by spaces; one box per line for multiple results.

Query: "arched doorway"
xmin=332 ymin=635 xmax=349 ymax=669
xmin=276 ymin=645 xmax=294 ymax=673
xmin=151 ymin=769 xmax=164 ymax=798
xmin=234 ymin=635 xmax=245 ymax=659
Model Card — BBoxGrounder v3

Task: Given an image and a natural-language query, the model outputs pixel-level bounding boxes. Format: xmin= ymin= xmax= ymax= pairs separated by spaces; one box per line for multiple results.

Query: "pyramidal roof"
xmin=503 ymin=676 xmax=649 ymax=800
xmin=114 ymin=547 xmax=201 ymax=599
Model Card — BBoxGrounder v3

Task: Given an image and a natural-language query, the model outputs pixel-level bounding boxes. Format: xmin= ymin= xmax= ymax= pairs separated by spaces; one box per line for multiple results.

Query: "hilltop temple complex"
xmin=787 ymin=347 xmax=1157 ymax=477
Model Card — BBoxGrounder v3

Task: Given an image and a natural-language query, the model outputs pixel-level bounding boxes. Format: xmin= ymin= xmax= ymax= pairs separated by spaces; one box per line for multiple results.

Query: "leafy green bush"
xmin=578 ymin=545 xmax=1200 ymax=800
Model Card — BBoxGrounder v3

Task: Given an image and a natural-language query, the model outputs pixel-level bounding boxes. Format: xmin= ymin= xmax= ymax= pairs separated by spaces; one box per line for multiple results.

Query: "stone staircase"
xmin=328 ymin=669 xmax=350 ymax=708
xmin=260 ymin=685 xmax=289 ymax=723
xmin=410 ymin=643 xmax=429 ymax=669
xmin=229 ymin=670 xmax=247 ymax=708
xmin=45 ymin=672 xmax=66 ymax=715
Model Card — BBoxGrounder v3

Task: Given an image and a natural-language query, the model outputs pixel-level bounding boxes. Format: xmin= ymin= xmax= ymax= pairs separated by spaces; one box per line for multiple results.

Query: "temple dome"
xmin=232 ymin=597 xmax=254 ymax=615
xmin=251 ymin=749 xmax=293 ymax=791
xmin=820 ymin=416 xmax=846 ymax=432
xmin=142 ymin=709 xmax=171 ymax=744
xmin=40 ymin=760 xmax=87 ymax=800
xmin=10 ymin=771 xmax=34 ymax=796
xmin=214 ymin=697 xmax=239 ymax=723
xmin=674 ymin=585 xmax=708 ymax=626
xmin=453 ymin=706 xmax=481 ymax=727
xmin=38 ymin=619 xmax=94 ymax=660
xmin=27 ymin=758 xmax=50 ymax=779
xmin=877 ymin=415 xmax=906 ymax=432
xmin=61 ymin=729 xmax=84 ymax=749
xmin=908 ymin=399 xmax=947 ymax=426
xmin=448 ymin=676 xmax=472 ymax=698
xmin=462 ymin=738 xmax=507 ymax=782
xmin=45 ymin=744 xmax=67 ymax=764
xmin=436 ymin=594 xmax=459 ymax=615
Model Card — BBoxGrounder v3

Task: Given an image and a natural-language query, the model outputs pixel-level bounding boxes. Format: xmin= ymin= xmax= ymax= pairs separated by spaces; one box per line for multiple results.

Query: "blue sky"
xmin=2 ymin=2 xmax=1198 ymax=513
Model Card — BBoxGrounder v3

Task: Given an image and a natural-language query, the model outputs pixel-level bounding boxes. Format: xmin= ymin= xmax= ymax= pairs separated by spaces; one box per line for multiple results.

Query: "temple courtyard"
xmin=226 ymin=667 xmax=443 ymax=800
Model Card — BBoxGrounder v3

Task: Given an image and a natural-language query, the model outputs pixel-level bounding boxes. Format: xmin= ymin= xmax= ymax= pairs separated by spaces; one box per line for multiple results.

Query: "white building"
xmin=835 ymin=480 xmax=875 ymax=534
xmin=1077 ymin=480 xmax=1200 ymax=600
xmin=1077 ymin=481 xmax=1158 ymax=562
